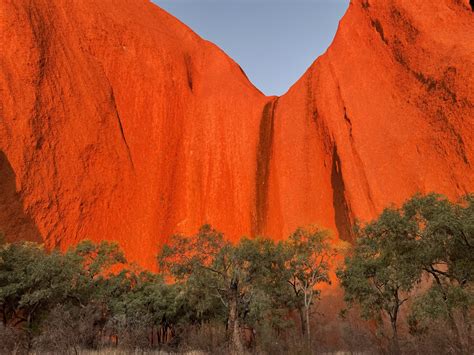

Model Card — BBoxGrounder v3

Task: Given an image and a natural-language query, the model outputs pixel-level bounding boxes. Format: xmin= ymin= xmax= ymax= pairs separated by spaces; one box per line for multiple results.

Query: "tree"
xmin=284 ymin=226 xmax=335 ymax=348
xmin=0 ymin=242 xmax=81 ymax=348
xmin=68 ymin=239 xmax=127 ymax=286
xmin=159 ymin=225 xmax=246 ymax=352
xmin=403 ymin=194 xmax=474 ymax=353
xmin=233 ymin=236 xmax=294 ymax=348
xmin=158 ymin=225 xmax=292 ymax=353
xmin=337 ymin=209 xmax=422 ymax=354
xmin=109 ymin=270 xmax=182 ymax=348
xmin=0 ymin=239 xmax=127 ymax=350
xmin=65 ymin=240 xmax=128 ymax=348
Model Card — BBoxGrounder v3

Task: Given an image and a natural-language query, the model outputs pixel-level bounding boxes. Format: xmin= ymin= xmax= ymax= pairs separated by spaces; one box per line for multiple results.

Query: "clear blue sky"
xmin=152 ymin=0 xmax=349 ymax=96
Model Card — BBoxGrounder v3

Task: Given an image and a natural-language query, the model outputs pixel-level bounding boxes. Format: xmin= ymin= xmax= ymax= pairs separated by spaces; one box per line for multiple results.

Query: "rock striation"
xmin=1 ymin=0 xmax=473 ymax=268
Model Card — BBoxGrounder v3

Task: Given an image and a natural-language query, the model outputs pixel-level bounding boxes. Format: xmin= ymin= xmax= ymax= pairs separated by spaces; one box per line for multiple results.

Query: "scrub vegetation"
xmin=0 ymin=194 xmax=472 ymax=354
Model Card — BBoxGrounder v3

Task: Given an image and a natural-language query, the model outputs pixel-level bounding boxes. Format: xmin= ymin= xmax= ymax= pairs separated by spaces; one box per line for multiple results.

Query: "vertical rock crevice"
xmin=371 ymin=19 xmax=388 ymax=44
xmin=328 ymin=59 xmax=377 ymax=215
xmin=184 ymin=54 xmax=193 ymax=92
xmin=253 ymin=98 xmax=279 ymax=236
xmin=330 ymin=146 xmax=353 ymax=242
xmin=109 ymin=89 xmax=135 ymax=170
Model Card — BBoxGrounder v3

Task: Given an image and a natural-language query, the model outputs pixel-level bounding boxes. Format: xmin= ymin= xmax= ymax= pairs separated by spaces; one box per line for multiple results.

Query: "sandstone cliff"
xmin=1 ymin=0 xmax=473 ymax=268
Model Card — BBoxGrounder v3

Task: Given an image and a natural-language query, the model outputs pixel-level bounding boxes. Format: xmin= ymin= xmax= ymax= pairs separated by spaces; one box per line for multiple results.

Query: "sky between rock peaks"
xmin=154 ymin=0 xmax=350 ymax=96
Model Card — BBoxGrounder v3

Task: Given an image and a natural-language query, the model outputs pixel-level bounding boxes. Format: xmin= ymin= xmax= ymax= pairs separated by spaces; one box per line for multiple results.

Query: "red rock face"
xmin=1 ymin=0 xmax=473 ymax=268
xmin=266 ymin=0 xmax=474 ymax=240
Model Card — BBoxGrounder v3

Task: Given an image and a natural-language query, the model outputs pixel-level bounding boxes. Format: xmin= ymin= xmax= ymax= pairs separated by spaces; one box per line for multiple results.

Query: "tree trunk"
xmin=390 ymin=317 xmax=400 ymax=355
xmin=227 ymin=287 xmax=244 ymax=354
xmin=305 ymin=306 xmax=311 ymax=348
xmin=447 ymin=310 xmax=464 ymax=354
xmin=298 ymin=307 xmax=305 ymax=336
xmin=303 ymin=289 xmax=312 ymax=352
xmin=26 ymin=313 xmax=33 ymax=352
xmin=429 ymin=269 xmax=465 ymax=353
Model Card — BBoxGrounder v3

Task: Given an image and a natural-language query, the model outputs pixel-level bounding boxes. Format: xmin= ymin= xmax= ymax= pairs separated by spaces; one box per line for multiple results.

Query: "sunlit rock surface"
xmin=1 ymin=0 xmax=472 ymax=268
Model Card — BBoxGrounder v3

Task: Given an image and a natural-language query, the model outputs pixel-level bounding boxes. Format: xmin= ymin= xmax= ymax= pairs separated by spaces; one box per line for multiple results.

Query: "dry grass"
xmin=31 ymin=350 xmax=207 ymax=355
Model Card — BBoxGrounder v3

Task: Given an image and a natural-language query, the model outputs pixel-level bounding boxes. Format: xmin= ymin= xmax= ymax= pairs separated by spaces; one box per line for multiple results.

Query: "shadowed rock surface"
xmin=1 ymin=0 xmax=473 ymax=268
